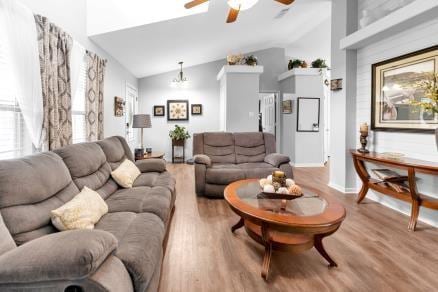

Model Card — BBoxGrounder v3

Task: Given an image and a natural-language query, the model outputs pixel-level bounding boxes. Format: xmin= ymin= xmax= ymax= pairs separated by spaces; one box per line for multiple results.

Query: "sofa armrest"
xmin=264 ymin=153 xmax=290 ymax=167
xmin=193 ymin=154 xmax=212 ymax=167
xmin=135 ymin=159 xmax=166 ymax=173
xmin=0 ymin=230 xmax=117 ymax=284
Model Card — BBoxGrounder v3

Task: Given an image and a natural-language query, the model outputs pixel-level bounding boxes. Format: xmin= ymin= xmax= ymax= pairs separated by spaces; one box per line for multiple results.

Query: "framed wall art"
xmin=114 ymin=96 xmax=124 ymax=117
xmin=191 ymin=104 xmax=202 ymax=115
xmin=282 ymin=100 xmax=292 ymax=114
xmin=371 ymin=45 xmax=438 ymax=132
xmin=167 ymin=100 xmax=189 ymax=121
xmin=154 ymin=105 xmax=165 ymax=117
xmin=330 ymin=79 xmax=343 ymax=91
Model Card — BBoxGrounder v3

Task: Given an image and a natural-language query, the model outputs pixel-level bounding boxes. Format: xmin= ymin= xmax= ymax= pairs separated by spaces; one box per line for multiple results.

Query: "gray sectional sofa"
xmin=193 ymin=132 xmax=293 ymax=198
xmin=0 ymin=136 xmax=175 ymax=292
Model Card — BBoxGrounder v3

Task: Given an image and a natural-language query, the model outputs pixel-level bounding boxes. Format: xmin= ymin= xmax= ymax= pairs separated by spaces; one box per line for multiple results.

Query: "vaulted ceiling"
xmin=88 ymin=0 xmax=331 ymax=78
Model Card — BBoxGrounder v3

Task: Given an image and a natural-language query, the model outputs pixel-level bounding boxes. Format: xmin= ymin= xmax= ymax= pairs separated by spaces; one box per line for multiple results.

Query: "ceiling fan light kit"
xmin=185 ymin=0 xmax=295 ymax=23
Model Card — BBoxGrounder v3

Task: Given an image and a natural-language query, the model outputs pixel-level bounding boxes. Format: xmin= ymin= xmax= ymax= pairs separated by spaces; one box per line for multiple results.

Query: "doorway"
xmin=259 ymin=92 xmax=280 ymax=149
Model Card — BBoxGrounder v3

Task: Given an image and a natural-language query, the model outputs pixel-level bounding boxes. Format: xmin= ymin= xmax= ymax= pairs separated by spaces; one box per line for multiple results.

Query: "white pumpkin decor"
xmin=259 ymin=175 xmax=302 ymax=196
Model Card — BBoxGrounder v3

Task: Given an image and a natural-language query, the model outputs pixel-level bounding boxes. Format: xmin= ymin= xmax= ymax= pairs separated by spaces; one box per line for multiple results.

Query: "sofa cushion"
xmin=234 ymin=132 xmax=266 ymax=164
xmin=54 ymin=143 xmax=113 ymax=194
xmin=203 ymin=132 xmax=236 ymax=164
xmin=96 ymin=212 xmax=165 ymax=292
xmin=206 ymin=167 xmax=245 ymax=185
xmin=133 ymin=172 xmax=176 ymax=193
xmin=105 ymin=187 xmax=172 ymax=222
xmin=238 ymin=162 xmax=275 ymax=169
xmin=0 ymin=212 xmax=15 ymax=256
xmin=0 ymin=152 xmax=79 ymax=244
xmin=97 ymin=136 xmax=134 ymax=170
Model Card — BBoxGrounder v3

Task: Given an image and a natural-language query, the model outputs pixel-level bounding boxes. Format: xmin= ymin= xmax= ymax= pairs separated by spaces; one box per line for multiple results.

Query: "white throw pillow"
xmin=111 ymin=159 xmax=141 ymax=188
xmin=51 ymin=186 xmax=108 ymax=231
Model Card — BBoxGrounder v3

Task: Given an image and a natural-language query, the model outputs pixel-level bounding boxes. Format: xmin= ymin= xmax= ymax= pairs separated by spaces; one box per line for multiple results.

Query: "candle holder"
xmin=358 ymin=130 xmax=370 ymax=153
xmin=272 ymin=171 xmax=286 ymax=187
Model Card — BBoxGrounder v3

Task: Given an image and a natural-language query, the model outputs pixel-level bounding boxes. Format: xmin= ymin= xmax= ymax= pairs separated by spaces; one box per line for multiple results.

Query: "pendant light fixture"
xmin=172 ymin=61 xmax=188 ymax=85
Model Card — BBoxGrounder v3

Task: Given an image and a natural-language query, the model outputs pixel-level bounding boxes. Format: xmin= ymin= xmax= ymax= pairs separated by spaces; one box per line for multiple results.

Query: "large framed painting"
xmin=167 ymin=100 xmax=189 ymax=121
xmin=371 ymin=45 xmax=438 ymax=132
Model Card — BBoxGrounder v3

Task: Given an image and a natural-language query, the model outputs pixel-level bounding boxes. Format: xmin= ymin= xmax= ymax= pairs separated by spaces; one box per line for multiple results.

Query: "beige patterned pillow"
xmin=51 ymin=187 xmax=108 ymax=231
xmin=111 ymin=159 xmax=141 ymax=188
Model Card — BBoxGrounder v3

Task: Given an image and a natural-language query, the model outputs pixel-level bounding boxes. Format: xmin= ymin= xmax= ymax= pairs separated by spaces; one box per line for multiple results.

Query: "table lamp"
xmin=133 ymin=114 xmax=152 ymax=157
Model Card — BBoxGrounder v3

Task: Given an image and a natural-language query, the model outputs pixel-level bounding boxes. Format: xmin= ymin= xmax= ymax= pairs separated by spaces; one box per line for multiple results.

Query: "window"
xmin=125 ymin=84 xmax=138 ymax=142
xmin=0 ymin=40 xmax=32 ymax=159
xmin=72 ymin=53 xmax=87 ymax=144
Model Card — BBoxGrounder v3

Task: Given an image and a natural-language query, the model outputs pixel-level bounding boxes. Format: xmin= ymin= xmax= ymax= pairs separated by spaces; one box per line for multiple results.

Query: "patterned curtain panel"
xmin=85 ymin=51 xmax=106 ymax=141
xmin=35 ymin=15 xmax=73 ymax=151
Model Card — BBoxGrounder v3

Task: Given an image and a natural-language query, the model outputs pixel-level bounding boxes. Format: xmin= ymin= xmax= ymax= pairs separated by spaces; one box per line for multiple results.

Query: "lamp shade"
xmin=132 ymin=114 xmax=152 ymax=128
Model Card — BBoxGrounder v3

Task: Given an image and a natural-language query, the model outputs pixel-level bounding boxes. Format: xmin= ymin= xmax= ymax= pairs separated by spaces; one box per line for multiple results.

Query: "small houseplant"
xmin=288 ymin=59 xmax=304 ymax=70
xmin=244 ymin=55 xmax=258 ymax=66
xmin=411 ymin=73 xmax=438 ymax=149
xmin=311 ymin=58 xmax=329 ymax=69
xmin=169 ymin=125 xmax=190 ymax=142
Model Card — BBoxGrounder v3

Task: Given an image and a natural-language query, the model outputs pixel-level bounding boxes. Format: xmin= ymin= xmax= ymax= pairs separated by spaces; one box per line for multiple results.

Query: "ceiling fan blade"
xmin=184 ymin=0 xmax=209 ymax=9
xmin=226 ymin=8 xmax=240 ymax=23
xmin=274 ymin=0 xmax=295 ymax=5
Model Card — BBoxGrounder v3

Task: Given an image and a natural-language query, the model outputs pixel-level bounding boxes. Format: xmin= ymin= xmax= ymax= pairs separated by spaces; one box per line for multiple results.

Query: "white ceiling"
xmin=88 ymin=0 xmax=331 ymax=78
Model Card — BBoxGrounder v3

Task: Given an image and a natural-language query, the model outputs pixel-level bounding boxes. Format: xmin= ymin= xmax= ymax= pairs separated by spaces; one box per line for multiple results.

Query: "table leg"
xmin=408 ymin=199 xmax=420 ymax=232
xmin=353 ymin=157 xmax=371 ymax=204
xmin=261 ymin=223 xmax=272 ymax=281
xmin=314 ymin=234 xmax=337 ymax=268
xmin=407 ymin=168 xmax=421 ymax=232
xmin=231 ymin=218 xmax=244 ymax=233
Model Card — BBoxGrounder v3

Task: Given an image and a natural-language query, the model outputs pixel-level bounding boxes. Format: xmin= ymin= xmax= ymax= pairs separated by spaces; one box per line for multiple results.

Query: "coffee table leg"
xmin=231 ymin=218 xmax=244 ymax=233
xmin=261 ymin=224 xmax=272 ymax=281
xmin=314 ymin=234 xmax=337 ymax=268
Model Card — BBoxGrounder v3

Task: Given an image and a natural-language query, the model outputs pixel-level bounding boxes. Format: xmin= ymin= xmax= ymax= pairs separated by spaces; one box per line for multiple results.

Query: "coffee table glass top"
xmin=235 ymin=181 xmax=328 ymax=217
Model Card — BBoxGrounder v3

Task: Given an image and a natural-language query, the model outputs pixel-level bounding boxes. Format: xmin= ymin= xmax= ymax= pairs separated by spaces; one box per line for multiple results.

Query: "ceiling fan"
xmin=184 ymin=0 xmax=295 ymax=23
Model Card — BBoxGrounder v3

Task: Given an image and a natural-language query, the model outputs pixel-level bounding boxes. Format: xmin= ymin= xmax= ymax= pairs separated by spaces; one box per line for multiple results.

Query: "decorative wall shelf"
xmin=216 ymin=65 xmax=264 ymax=80
xmin=340 ymin=0 xmax=438 ymax=50
xmin=278 ymin=68 xmax=325 ymax=82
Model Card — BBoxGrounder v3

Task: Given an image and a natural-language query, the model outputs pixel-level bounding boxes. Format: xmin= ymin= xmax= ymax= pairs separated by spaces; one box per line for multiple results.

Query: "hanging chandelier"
xmin=172 ymin=61 xmax=188 ymax=84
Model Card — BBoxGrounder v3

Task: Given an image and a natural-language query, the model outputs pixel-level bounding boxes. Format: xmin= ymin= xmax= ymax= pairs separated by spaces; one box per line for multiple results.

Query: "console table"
xmin=351 ymin=150 xmax=438 ymax=231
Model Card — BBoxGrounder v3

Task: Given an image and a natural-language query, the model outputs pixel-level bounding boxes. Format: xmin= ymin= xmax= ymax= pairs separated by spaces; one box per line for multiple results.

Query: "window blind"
xmin=72 ymin=54 xmax=87 ymax=144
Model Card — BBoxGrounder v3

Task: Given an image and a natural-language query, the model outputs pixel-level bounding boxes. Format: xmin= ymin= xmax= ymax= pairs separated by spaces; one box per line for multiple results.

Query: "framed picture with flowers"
xmin=167 ymin=100 xmax=189 ymax=121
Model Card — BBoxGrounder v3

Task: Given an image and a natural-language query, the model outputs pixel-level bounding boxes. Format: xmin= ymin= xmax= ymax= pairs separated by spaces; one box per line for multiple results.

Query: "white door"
xmin=260 ymin=93 xmax=276 ymax=136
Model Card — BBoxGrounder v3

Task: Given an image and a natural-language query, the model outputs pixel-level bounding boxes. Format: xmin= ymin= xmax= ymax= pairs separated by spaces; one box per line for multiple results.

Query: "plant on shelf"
xmin=227 ymin=54 xmax=244 ymax=65
xmin=244 ymin=55 xmax=258 ymax=66
xmin=169 ymin=125 xmax=191 ymax=142
xmin=311 ymin=58 xmax=329 ymax=69
xmin=288 ymin=59 xmax=304 ymax=70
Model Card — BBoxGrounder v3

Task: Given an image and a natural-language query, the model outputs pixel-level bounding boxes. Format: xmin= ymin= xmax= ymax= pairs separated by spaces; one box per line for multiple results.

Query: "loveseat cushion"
xmin=105 ymin=187 xmax=172 ymax=222
xmin=234 ymin=132 xmax=266 ymax=164
xmin=206 ymin=165 xmax=245 ymax=185
xmin=264 ymin=153 xmax=291 ymax=167
xmin=135 ymin=159 xmax=167 ymax=173
xmin=203 ymin=132 xmax=236 ymax=164
xmin=0 ymin=152 xmax=79 ymax=244
xmin=96 ymin=212 xmax=165 ymax=292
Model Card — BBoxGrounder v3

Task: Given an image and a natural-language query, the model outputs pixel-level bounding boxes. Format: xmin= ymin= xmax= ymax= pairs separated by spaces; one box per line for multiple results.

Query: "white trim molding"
xmin=292 ymin=163 xmax=325 ymax=168
xmin=216 ymin=65 xmax=264 ymax=80
xmin=328 ymin=182 xmax=358 ymax=194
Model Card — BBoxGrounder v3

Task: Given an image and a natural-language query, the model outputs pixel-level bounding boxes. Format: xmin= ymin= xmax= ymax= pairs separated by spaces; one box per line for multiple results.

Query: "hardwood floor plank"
xmin=160 ymin=164 xmax=438 ymax=292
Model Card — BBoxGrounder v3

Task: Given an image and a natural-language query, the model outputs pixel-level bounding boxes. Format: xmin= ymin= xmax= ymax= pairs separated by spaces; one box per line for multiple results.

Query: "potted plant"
xmin=169 ymin=125 xmax=191 ymax=146
xmin=288 ymin=59 xmax=304 ymax=70
xmin=311 ymin=58 xmax=329 ymax=69
xmin=411 ymin=73 xmax=438 ymax=150
xmin=227 ymin=54 xmax=244 ymax=65
xmin=244 ymin=55 xmax=258 ymax=66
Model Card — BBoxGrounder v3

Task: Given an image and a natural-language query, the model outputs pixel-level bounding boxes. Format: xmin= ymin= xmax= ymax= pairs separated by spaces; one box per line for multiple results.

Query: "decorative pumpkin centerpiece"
xmin=259 ymin=171 xmax=303 ymax=198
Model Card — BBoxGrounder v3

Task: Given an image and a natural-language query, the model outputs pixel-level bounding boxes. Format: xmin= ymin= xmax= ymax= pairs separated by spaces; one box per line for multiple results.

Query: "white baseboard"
xmin=328 ymin=182 xmax=358 ymax=194
xmin=291 ymin=163 xmax=325 ymax=168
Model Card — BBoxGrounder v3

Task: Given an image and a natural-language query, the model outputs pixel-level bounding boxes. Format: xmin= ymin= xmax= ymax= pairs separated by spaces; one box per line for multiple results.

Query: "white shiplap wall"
xmin=355 ymin=14 xmax=438 ymax=227
xmin=358 ymin=0 xmax=415 ymax=26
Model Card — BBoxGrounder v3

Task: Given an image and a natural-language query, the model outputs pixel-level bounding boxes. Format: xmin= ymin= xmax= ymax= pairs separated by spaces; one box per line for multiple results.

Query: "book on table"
xmin=371 ymin=169 xmax=409 ymax=193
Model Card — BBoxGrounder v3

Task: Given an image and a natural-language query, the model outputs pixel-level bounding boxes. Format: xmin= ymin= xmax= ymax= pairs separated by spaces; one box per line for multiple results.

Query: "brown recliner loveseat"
xmin=193 ymin=132 xmax=293 ymax=198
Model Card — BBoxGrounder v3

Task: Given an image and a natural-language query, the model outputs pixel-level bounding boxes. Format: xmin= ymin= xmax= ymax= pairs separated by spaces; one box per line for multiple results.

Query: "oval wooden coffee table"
xmin=224 ymin=179 xmax=346 ymax=280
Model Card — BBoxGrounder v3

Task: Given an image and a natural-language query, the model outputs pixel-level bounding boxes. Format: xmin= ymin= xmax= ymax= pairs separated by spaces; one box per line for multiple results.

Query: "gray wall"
xmin=139 ymin=47 xmax=288 ymax=160
xmin=20 ymin=0 xmax=139 ymax=144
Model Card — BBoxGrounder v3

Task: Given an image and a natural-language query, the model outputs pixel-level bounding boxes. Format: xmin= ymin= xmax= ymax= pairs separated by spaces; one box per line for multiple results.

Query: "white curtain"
xmin=0 ymin=0 xmax=44 ymax=148
xmin=70 ymin=40 xmax=86 ymax=105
